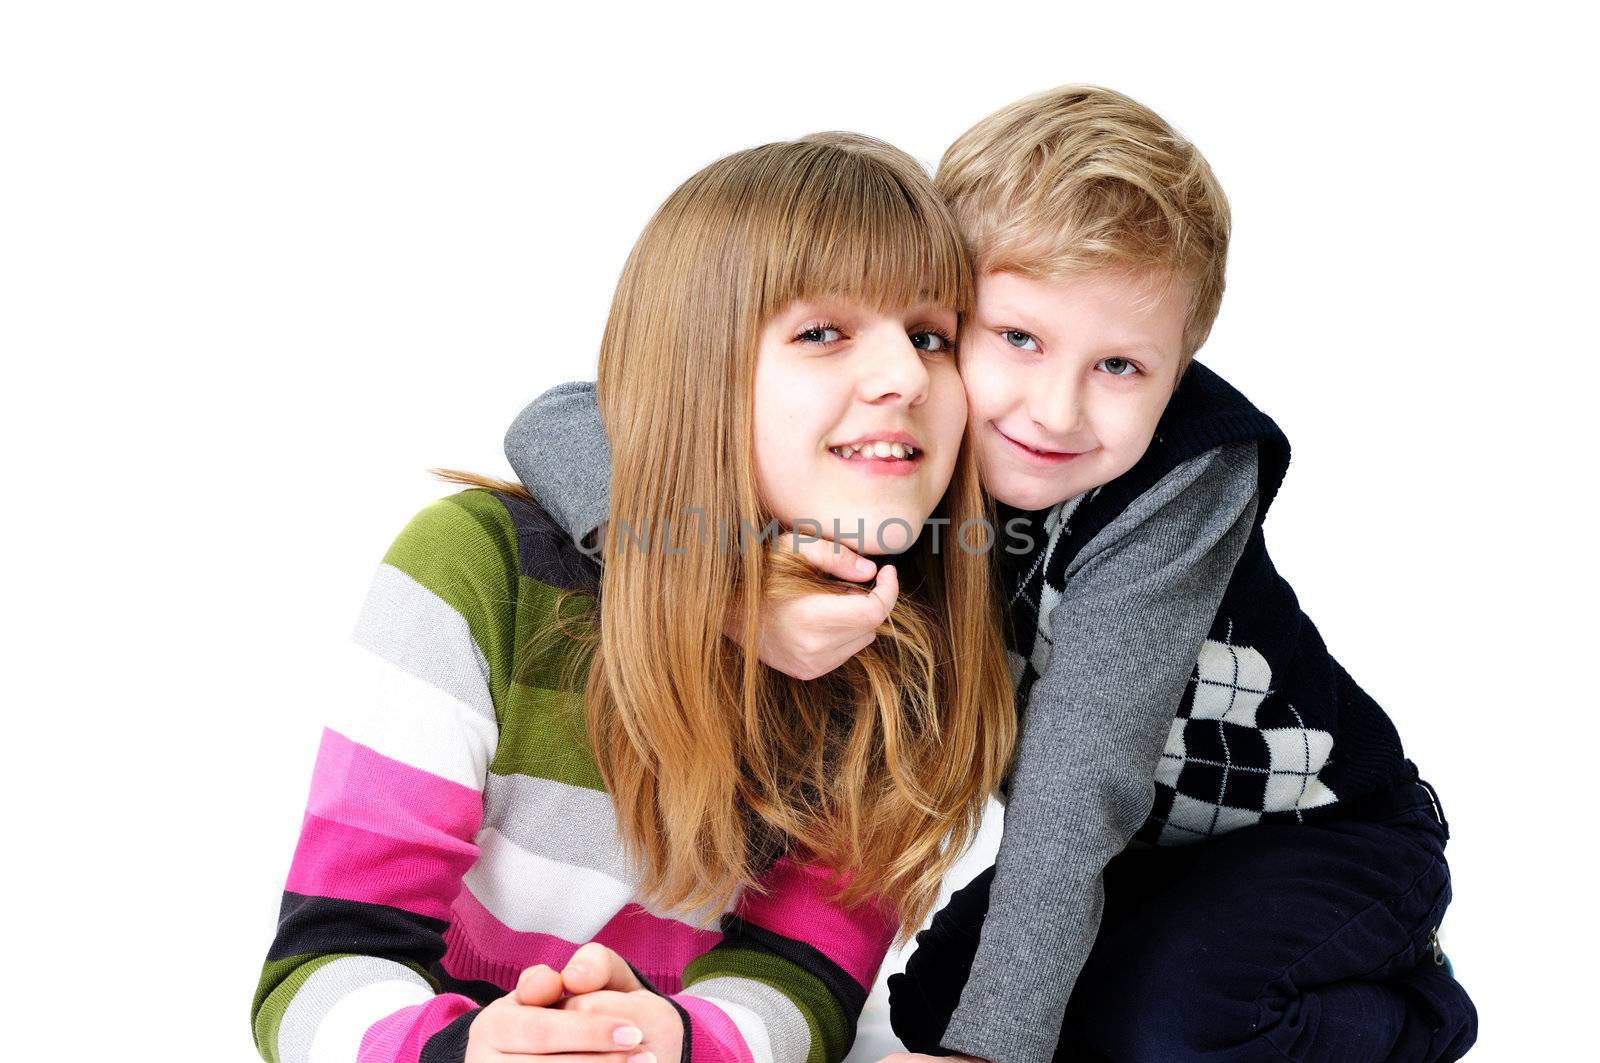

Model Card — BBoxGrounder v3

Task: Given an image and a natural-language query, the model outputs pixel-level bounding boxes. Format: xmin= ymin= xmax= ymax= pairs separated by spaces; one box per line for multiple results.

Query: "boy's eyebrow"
xmin=979 ymin=304 xmax=1172 ymax=361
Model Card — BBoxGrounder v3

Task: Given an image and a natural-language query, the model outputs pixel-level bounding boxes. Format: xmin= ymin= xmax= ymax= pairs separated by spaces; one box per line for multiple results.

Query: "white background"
xmin=2 ymin=3 xmax=1594 ymax=1060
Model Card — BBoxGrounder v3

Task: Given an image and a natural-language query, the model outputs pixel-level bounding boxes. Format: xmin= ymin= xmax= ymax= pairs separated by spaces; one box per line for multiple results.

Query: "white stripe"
xmin=481 ymin=771 xmax=633 ymax=882
xmin=685 ymin=977 xmax=810 ymax=1063
xmin=278 ymin=956 xmax=429 ymax=1063
xmin=464 ymin=824 xmax=733 ymax=936
xmin=353 ymin=563 xmax=496 ymax=723
xmin=327 ymin=641 xmax=498 ymax=789
xmin=463 ymin=827 xmax=637 ymax=940
xmin=694 ymin=995 xmax=776 ymax=1063
xmin=306 ymin=977 xmax=434 ymax=1063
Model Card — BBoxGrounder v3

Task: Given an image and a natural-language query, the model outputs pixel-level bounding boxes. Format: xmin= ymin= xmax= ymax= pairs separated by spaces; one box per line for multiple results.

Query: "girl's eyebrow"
xmin=786 ymin=297 xmax=860 ymax=320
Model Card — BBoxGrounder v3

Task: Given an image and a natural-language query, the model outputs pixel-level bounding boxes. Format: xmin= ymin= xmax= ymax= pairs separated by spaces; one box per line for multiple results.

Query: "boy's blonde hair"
xmin=937 ymin=84 xmax=1231 ymax=364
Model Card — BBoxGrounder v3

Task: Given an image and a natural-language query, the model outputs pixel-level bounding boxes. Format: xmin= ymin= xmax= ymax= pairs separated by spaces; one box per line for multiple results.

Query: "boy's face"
xmin=961 ymin=269 xmax=1189 ymax=511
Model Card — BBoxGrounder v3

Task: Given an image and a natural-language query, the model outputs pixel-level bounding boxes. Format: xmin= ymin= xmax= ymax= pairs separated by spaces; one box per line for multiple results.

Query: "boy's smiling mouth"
xmin=994 ymin=423 xmax=1084 ymax=464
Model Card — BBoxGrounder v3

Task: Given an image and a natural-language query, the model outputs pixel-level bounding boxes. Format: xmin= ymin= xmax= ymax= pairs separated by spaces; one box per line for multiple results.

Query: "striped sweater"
xmin=252 ymin=488 xmax=897 ymax=1063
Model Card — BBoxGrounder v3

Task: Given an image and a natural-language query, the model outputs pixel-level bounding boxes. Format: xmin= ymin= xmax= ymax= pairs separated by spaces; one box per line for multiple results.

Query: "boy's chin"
xmin=985 ymin=477 xmax=1077 ymax=512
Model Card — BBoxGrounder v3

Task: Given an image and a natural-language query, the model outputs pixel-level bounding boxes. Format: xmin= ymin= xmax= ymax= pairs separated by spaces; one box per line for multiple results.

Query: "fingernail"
xmin=855 ymin=557 xmax=876 ymax=577
xmin=613 ymin=1026 xmax=644 ymax=1047
xmin=567 ymin=963 xmax=588 ymax=979
xmin=628 ymin=1053 xmax=656 ymax=1063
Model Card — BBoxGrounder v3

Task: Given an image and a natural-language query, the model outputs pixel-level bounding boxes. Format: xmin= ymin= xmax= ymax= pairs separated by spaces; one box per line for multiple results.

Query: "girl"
xmin=250 ymin=133 xmax=1017 ymax=1063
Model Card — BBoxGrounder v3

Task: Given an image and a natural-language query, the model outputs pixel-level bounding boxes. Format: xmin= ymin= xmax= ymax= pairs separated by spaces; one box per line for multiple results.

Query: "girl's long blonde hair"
xmin=459 ymin=134 xmax=1017 ymax=939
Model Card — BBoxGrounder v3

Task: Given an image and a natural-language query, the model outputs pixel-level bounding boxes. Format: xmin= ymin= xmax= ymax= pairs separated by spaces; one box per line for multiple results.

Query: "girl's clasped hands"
xmin=466 ymin=942 xmax=682 ymax=1063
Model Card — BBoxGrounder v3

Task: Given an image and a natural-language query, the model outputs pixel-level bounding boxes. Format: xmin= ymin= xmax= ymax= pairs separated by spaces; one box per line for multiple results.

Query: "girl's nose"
xmin=858 ymin=331 xmax=931 ymax=406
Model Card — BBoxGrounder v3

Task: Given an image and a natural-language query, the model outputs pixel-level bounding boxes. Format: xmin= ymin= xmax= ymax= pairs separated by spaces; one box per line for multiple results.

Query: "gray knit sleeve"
xmin=503 ymin=380 xmax=612 ymax=543
xmin=940 ymin=442 xmax=1261 ymax=1063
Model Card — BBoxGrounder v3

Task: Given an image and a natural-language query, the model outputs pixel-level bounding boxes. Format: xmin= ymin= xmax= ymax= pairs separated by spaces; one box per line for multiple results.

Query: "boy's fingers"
xmin=513 ymin=964 xmax=563 ymax=1007
xmin=866 ymin=564 xmax=899 ymax=623
xmin=835 ymin=631 xmax=878 ymax=662
xmin=788 ymin=535 xmax=876 ymax=582
xmin=792 ymin=565 xmax=897 ymax=637
xmin=561 ymin=942 xmax=644 ymax=996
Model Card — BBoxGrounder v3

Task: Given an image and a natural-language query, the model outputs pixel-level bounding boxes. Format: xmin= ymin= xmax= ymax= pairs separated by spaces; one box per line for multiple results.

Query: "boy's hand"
xmin=465 ymin=963 xmax=644 ymax=1061
xmin=728 ymin=537 xmax=897 ymax=681
xmin=558 ymin=943 xmax=682 ymax=1063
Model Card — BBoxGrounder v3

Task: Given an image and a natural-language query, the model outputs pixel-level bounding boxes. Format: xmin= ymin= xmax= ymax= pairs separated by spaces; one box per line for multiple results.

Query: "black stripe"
xmin=266 ymin=891 xmax=449 ymax=969
xmin=496 ymin=490 xmax=601 ymax=593
xmin=430 ymin=964 xmax=506 ymax=1004
xmin=668 ymin=996 xmax=695 ymax=1063
xmin=419 ymin=1008 xmax=478 ymax=1063
xmin=622 ymin=957 xmax=694 ymax=1063
xmin=717 ymin=914 xmax=867 ymax=1039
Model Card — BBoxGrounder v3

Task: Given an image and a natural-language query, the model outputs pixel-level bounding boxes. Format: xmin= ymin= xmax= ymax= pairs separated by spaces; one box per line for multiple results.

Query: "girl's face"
xmin=753 ymin=297 xmax=966 ymax=554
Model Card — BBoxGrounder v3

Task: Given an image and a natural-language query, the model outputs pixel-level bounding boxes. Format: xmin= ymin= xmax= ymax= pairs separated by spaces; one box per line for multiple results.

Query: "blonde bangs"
xmin=756 ymin=134 xmax=974 ymax=320
xmin=938 ymin=84 xmax=1231 ymax=359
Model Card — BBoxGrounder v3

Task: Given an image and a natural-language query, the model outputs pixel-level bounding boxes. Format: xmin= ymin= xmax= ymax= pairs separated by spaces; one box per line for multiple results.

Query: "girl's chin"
xmin=778 ymin=508 xmax=933 ymax=555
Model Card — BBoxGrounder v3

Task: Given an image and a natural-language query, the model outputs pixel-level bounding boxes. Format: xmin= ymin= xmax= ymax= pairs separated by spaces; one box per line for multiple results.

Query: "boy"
xmin=506 ymin=87 xmax=1477 ymax=1062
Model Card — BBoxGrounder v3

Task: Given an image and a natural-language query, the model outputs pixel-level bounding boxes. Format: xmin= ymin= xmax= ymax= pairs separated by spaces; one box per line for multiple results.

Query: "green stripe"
xmin=381 ymin=490 xmax=519 ymax=710
xmin=251 ymin=953 xmax=338 ymax=1063
xmin=492 ymin=682 xmax=603 ymax=790
xmin=381 ymin=489 xmax=605 ymax=788
xmin=683 ymin=947 xmax=846 ymax=1063
xmin=492 ymin=542 xmax=603 ymax=789
xmin=251 ymin=954 xmax=437 ymax=1062
xmin=511 ymin=574 xmax=595 ymax=693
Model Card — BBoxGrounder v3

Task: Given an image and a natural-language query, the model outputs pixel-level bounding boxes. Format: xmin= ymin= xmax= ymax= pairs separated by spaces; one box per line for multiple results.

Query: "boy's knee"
xmin=1069 ymin=935 xmax=1266 ymax=1061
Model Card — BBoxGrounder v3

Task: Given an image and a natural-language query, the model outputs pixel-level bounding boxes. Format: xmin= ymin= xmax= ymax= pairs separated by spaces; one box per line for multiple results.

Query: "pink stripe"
xmin=676 ymin=995 xmax=755 ymax=1063
xmin=443 ymin=884 xmax=722 ymax=992
xmin=309 ymin=728 xmax=483 ymax=842
xmin=736 ymin=857 xmax=898 ymax=990
xmin=357 ymin=993 xmax=478 ymax=1063
xmin=285 ymin=730 xmax=482 ymax=922
xmin=286 ymin=813 xmax=477 ymax=922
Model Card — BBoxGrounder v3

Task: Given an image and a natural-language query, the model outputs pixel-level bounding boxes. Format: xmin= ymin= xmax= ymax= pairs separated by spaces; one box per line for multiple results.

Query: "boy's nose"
xmin=1031 ymin=374 xmax=1087 ymax=437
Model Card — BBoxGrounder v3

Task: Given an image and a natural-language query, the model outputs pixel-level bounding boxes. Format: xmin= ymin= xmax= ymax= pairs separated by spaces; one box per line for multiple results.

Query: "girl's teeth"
xmin=829 ymin=442 xmax=918 ymax=460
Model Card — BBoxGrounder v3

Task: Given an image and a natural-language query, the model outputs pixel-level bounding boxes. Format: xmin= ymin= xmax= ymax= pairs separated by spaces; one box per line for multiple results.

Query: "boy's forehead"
xmin=978 ymin=268 xmax=1183 ymax=316
xmin=974 ymin=269 xmax=1188 ymax=354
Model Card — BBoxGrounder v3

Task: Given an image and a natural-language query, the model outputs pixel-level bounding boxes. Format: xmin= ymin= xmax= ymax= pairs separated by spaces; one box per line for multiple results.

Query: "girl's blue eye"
xmin=911 ymin=329 xmax=954 ymax=354
xmin=1097 ymin=357 xmax=1140 ymax=377
xmin=798 ymin=325 xmax=844 ymax=344
xmin=1002 ymin=329 xmax=1039 ymax=351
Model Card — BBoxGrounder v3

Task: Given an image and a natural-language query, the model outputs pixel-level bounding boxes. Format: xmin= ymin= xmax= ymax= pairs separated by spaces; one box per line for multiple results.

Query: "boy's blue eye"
xmin=1097 ymin=357 xmax=1139 ymax=377
xmin=1001 ymin=329 xmax=1039 ymax=351
xmin=911 ymin=329 xmax=954 ymax=354
xmin=798 ymin=325 xmax=844 ymax=344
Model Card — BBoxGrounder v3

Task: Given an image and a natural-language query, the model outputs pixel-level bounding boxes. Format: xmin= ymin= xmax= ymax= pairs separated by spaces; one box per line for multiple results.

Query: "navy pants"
xmin=888 ymin=779 xmax=1477 ymax=1062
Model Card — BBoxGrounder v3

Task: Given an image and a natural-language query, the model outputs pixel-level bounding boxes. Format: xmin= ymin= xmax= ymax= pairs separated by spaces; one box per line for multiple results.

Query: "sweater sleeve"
xmin=939 ymin=443 xmax=1261 ymax=1063
xmin=252 ymin=490 xmax=521 ymax=1063
xmin=673 ymin=858 xmax=898 ymax=1063
xmin=504 ymin=380 xmax=612 ymax=543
